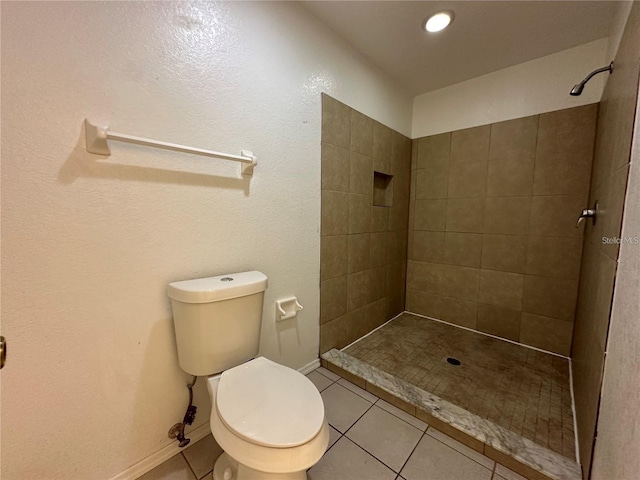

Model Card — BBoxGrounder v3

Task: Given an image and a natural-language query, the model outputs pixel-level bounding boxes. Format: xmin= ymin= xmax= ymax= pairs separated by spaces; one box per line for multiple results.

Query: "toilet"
xmin=167 ymin=271 xmax=329 ymax=480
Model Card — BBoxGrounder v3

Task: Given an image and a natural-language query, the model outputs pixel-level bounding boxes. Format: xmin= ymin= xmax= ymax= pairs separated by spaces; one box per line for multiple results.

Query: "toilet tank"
xmin=167 ymin=271 xmax=268 ymax=376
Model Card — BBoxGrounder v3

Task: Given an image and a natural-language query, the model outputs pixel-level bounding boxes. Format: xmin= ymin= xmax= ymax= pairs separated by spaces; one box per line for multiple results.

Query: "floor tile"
xmin=494 ymin=464 xmax=528 ymax=480
xmin=182 ymin=434 xmax=223 ymax=479
xmin=307 ymin=370 xmax=335 ymax=392
xmin=138 ymin=453 xmax=196 ymax=480
xmin=338 ymin=377 xmax=379 ymax=402
xmin=328 ymin=426 xmax=341 ymax=450
xmin=321 ymin=383 xmax=373 ymax=433
xmin=317 ymin=366 xmax=340 ymax=381
xmin=308 ymin=437 xmax=396 ymax=480
xmin=401 ymin=435 xmax=493 ymax=480
xmin=376 ymin=399 xmax=427 ymax=431
xmin=346 ymin=406 xmax=423 ymax=472
xmin=427 ymin=427 xmax=494 ymax=469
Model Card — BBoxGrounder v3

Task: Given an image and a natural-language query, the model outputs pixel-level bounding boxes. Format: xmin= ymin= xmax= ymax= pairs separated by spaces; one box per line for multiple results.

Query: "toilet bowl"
xmin=207 ymin=357 xmax=329 ymax=480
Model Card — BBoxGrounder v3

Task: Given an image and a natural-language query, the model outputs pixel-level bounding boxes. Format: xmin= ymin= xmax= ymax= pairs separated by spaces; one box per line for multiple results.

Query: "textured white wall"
xmin=0 ymin=2 xmax=412 ymax=479
xmin=412 ymin=38 xmax=609 ymax=138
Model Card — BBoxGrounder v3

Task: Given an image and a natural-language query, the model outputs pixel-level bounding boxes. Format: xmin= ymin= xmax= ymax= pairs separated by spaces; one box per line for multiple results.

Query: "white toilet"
xmin=168 ymin=271 xmax=329 ymax=480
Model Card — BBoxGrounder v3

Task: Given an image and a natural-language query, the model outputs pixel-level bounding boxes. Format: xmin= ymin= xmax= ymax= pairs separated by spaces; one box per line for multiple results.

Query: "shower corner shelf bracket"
xmin=83 ymin=118 xmax=258 ymax=176
xmin=276 ymin=297 xmax=303 ymax=322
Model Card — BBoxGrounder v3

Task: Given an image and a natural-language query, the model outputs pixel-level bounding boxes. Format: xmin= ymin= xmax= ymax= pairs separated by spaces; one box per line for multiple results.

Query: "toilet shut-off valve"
xmin=576 ymin=201 xmax=598 ymax=228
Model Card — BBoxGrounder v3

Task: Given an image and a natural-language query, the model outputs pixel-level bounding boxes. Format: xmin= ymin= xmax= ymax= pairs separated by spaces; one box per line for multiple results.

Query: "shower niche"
xmin=373 ymin=171 xmax=393 ymax=207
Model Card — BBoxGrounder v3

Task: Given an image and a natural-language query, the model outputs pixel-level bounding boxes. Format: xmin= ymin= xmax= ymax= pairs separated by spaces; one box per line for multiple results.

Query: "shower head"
xmin=570 ymin=62 xmax=613 ymax=96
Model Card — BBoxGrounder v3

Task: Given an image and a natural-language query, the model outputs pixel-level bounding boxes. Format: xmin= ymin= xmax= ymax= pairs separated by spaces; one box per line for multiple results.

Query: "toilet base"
xmin=213 ymin=452 xmax=308 ymax=480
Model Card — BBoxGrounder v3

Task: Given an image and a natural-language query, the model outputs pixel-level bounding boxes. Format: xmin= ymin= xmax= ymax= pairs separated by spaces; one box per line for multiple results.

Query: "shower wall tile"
xmin=522 ymin=275 xmax=579 ymax=321
xmin=322 ymin=191 xmax=350 ymax=236
xmin=320 ymin=94 xmax=411 ymax=354
xmin=415 ymin=199 xmax=447 ymax=231
xmin=322 ymin=95 xmax=351 ymax=149
xmin=321 ymin=276 xmax=348 ymax=324
xmin=446 ymin=198 xmax=484 ymax=233
xmin=533 ymin=105 xmax=597 ymax=196
xmin=520 ymin=313 xmax=573 ymax=356
xmin=416 ymin=133 xmax=450 ymax=170
xmin=348 ymin=233 xmax=370 ymax=274
xmin=443 ymin=232 xmax=482 ymax=268
xmin=478 ymin=270 xmax=524 ymax=310
xmin=481 ymin=234 xmax=528 ymax=274
xmin=476 ymin=304 xmax=521 ymax=342
xmin=350 ymin=109 xmax=374 ymax=156
xmin=349 ymin=151 xmax=373 ymax=195
xmin=486 ymin=116 xmax=538 ymax=197
xmin=529 ymin=194 xmax=588 ymax=237
xmin=483 ymin=196 xmax=531 ymax=235
xmin=321 ymin=142 xmax=350 ymax=192
xmin=448 ymin=125 xmax=490 ymax=198
xmin=408 ymin=104 xmax=597 ymax=354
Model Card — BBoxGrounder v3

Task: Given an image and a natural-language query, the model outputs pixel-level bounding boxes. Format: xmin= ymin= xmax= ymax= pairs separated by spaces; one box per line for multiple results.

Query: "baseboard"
xmin=109 ymin=422 xmax=211 ymax=480
xmin=298 ymin=357 xmax=321 ymax=375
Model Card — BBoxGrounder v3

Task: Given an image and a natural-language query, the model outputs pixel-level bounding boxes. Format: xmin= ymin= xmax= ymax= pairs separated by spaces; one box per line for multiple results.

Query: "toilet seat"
xmin=216 ymin=357 xmax=325 ymax=448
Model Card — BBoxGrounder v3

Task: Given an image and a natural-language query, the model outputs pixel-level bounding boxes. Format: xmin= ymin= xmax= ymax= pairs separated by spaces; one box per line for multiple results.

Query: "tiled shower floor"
xmin=342 ymin=313 xmax=576 ymax=459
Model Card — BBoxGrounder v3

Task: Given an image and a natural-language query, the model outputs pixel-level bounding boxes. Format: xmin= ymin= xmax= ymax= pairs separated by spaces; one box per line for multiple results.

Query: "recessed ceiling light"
xmin=423 ymin=11 xmax=454 ymax=33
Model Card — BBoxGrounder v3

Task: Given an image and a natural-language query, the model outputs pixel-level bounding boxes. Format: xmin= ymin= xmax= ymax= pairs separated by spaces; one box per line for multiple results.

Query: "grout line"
xmin=406 ymin=310 xmax=571 ymax=359
xmin=425 ymin=426 xmax=495 ymax=471
xmin=373 ymin=398 xmax=426 ymax=432
xmin=568 ymin=357 xmax=581 ymax=465
xmin=396 ymin=429 xmax=427 ymax=476
xmin=180 ymin=452 xmax=199 ymax=480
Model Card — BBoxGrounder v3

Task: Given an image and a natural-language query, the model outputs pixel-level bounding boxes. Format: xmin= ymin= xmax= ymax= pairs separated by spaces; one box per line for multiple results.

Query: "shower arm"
xmin=581 ymin=63 xmax=613 ymax=84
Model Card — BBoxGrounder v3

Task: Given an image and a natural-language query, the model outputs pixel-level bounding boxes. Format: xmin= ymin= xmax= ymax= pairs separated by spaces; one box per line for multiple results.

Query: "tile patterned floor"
xmin=344 ymin=314 xmax=575 ymax=458
xmin=139 ymin=366 xmax=529 ymax=480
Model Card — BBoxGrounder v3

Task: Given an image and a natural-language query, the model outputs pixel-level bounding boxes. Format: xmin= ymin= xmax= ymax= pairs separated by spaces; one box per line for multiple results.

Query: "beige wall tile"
xmin=476 ymin=304 xmax=521 ymax=341
xmin=415 ymin=199 xmax=447 ymax=231
xmin=483 ymin=196 xmax=531 ymax=235
xmin=413 ymin=231 xmax=446 ymax=263
xmin=416 ymin=167 xmax=448 ymax=199
xmin=481 ymin=234 xmax=528 ymax=273
xmin=386 ymin=261 xmax=405 ymax=296
xmin=320 ymin=316 xmax=347 ymax=353
xmin=444 ymin=232 xmax=482 ymax=268
xmin=602 ymin=164 xmax=630 ymax=260
xmin=369 ymin=231 xmax=389 ymax=267
xmin=322 ymin=142 xmax=350 ymax=193
xmin=417 ymin=133 xmax=450 ymax=170
xmin=348 ymin=233 xmax=370 ymax=273
xmin=520 ymin=313 xmax=573 ymax=356
xmin=446 ymin=198 xmax=484 ymax=233
xmin=371 ymin=205 xmax=389 ymax=232
xmin=321 ymin=276 xmax=348 ymax=324
xmin=348 ymin=194 xmax=371 ymax=234
xmin=347 ymin=270 xmax=370 ymax=311
xmin=373 ymin=122 xmax=392 ymax=165
xmin=408 ymin=261 xmax=443 ymax=295
xmin=478 ymin=270 xmax=525 ymax=310
xmin=350 ymin=109 xmax=373 ymax=156
xmin=321 ymin=235 xmax=348 ymax=280
xmin=523 ymin=275 xmax=579 ymax=321
xmin=343 ymin=307 xmax=368 ymax=345
xmin=530 ymin=194 xmax=588 ymax=237
xmin=448 ymin=125 xmax=490 ymax=198
xmin=410 ymin=290 xmax=477 ymax=328
xmin=387 ymin=230 xmax=406 ymax=263
xmin=388 ymin=204 xmax=410 ymax=231
xmin=322 ymin=190 xmax=349 ymax=236
xmin=349 ymin=151 xmax=373 ymax=195
xmin=487 ymin=115 xmax=538 ymax=197
xmin=533 ymin=104 xmax=597 ymax=196
xmin=321 ymin=94 xmax=350 ymax=149
xmin=440 ymin=264 xmax=480 ymax=301
xmin=526 ymin=236 xmax=583 ymax=280
xmin=370 ymin=266 xmax=387 ymax=302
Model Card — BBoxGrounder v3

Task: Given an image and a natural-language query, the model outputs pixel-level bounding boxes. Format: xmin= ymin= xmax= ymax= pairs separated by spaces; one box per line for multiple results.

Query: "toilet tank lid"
xmin=167 ymin=271 xmax=268 ymax=303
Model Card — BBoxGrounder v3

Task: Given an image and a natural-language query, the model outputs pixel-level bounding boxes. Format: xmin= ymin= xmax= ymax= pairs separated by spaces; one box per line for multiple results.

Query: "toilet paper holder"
xmin=276 ymin=297 xmax=303 ymax=321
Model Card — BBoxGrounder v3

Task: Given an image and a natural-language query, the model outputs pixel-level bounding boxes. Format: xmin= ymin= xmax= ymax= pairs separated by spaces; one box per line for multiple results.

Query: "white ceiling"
xmin=301 ymin=1 xmax=619 ymax=96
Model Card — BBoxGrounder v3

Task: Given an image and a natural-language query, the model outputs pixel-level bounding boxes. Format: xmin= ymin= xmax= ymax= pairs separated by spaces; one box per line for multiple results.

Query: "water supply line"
xmin=168 ymin=375 xmax=198 ymax=448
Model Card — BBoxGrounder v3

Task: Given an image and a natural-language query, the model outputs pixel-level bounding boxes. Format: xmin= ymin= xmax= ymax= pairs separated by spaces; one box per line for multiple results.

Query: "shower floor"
xmin=342 ymin=313 xmax=576 ymax=460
